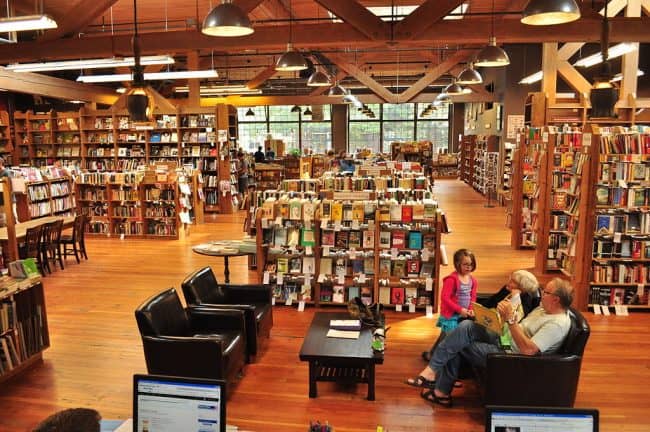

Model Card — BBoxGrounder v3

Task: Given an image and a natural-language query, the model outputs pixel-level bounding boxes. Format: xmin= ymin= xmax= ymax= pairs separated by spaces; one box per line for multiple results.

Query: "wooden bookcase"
xmin=0 ymin=279 xmax=50 ymax=385
xmin=510 ymin=130 xmax=546 ymax=249
xmin=459 ymin=135 xmax=475 ymax=185
xmin=15 ymin=176 xmax=75 ymax=222
xmin=0 ymin=111 xmax=14 ymax=165
xmin=254 ymin=163 xmax=284 ymax=191
xmin=471 ymin=135 xmax=499 ymax=196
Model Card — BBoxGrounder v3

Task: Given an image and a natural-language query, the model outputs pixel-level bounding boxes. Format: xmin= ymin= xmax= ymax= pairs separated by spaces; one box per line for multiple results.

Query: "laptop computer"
xmin=485 ymin=405 xmax=599 ymax=432
xmin=133 ymin=374 xmax=226 ymax=432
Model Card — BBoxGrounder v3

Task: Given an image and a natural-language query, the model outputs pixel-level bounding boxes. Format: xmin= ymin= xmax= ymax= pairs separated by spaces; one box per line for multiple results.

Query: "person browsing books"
xmin=254 ymin=146 xmax=266 ymax=163
xmin=405 ymin=277 xmax=573 ymax=408
xmin=422 ymin=269 xmax=538 ymax=362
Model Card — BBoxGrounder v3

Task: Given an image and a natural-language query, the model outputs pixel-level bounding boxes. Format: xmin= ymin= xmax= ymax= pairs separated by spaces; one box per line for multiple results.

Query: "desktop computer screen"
xmin=133 ymin=374 xmax=226 ymax=432
xmin=485 ymin=405 xmax=598 ymax=432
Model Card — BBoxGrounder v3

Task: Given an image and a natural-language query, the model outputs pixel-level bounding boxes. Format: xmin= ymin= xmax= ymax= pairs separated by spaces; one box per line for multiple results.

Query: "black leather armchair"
xmin=135 ymin=288 xmax=247 ymax=390
xmin=474 ymin=307 xmax=590 ymax=407
xmin=181 ymin=266 xmax=273 ymax=360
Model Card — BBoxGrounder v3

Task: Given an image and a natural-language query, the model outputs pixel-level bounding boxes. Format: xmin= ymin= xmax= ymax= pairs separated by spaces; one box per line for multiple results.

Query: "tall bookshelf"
xmin=459 ymin=135 xmax=475 ymax=185
xmin=471 ymin=135 xmax=499 ymax=196
xmin=510 ymin=130 xmax=546 ymax=249
xmin=0 ymin=111 xmax=13 ymax=165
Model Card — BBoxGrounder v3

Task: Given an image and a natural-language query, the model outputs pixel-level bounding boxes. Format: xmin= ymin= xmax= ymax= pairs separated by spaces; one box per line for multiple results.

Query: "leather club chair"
xmin=181 ymin=266 xmax=273 ymax=361
xmin=135 ymin=288 xmax=247 ymax=391
xmin=472 ymin=307 xmax=590 ymax=407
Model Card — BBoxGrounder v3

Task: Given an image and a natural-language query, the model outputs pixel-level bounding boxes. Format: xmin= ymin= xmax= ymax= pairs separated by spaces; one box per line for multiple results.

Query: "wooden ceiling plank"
xmin=400 ymin=50 xmax=472 ymax=102
xmin=0 ymin=69 xmax=117 ymax=105
xmin=246 ymin=65 xmax=277 ymax=89
xmin=255 ymin=0 xmax=291 ymax=20
xmin=39 ymin=0 xmax=119 ymax=43
xmin=235 ymin=0 xmax=267 ymax=14
xmin=642 ymin=0 xmax=650 ymax=15
xmin=1 ymin=17 xmax=649 ymax=63
xmin=313 ymin=0 xmax=389 ymax=40
xmin=557 ymin=60 xmax=593 ymax=96
xmin=328 ymin=54 xmax=396 ymax=103
xmin=395 ymin=0 xmax=465 ymax=40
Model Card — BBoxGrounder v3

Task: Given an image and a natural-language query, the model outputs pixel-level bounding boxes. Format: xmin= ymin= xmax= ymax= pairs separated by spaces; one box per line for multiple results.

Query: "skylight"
xmin=328 ymin=3 xmax=468 ymax=22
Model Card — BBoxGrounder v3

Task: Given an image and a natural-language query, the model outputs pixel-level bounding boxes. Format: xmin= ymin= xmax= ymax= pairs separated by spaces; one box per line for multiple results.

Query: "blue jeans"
xmin=429 ymin=319 xmax=504 ymax=394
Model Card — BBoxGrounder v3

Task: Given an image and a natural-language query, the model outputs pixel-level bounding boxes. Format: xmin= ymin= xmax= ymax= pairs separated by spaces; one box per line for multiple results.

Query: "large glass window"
xmin=383 ymin=121 xmax=414 ymax=144
xmin=268 ymin=105 xmax=300 ymax=122
xmin=302 ymin=122 xmax=331 ymax=154
xmin=238 ymin=123 xmax=268 ymax=152
xmin=269 ymin=123 xmax=299 ymax=153
xmin=383 ymin=103 xmax=414 ymax=120
xmin=416 ymin=103 xmax=450 ymax=153
xmin=349 ymin=121 xmax=380 ymax=154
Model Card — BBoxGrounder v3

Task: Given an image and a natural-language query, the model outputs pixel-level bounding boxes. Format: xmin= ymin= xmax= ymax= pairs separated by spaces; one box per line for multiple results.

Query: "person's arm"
xmin=496 ymin=300 xmax=539 ymax=355
xmin=440 ymin=275 xmax=465 ymax=316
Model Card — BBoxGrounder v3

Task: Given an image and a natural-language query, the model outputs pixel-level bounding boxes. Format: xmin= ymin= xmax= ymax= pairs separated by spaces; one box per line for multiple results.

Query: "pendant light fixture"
xmin=275 ymin=0 xmax=308 ymax=71
xmin=474 ymin=0 xmax=510 ymax=67
xmin=307 ymin=69 xmax=331 ymax=86
xmin=245 ymin=108 xmax=255 ymax=117
xmin=590 ymin=0 xmax=617 ymax=118
xmin=328 ymin=83 xmax=347 ymax=97
xmin=202 ymin=0 xmax=254 ymax=37
xmin=127 ymin=0 xmax=152 ymax=123
xmin=456 ymin=63 xmax=483 ymax=85
xmin=291 ymin=105 xmax=302 ymax=113
xmin=434 ymin=93 xmax=452 ymax=106
xmin=443 ymin=80 xmax=465 ymax=95
xmin=303 ymin=107 xmax=313 ymax=116
xmin=521 ymin=0 xmax=581 ymax=26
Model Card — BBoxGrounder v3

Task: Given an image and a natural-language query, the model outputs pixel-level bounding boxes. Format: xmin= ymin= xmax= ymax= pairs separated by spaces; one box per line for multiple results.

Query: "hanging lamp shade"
xmin=202 ymin=1 xmax=254 ymax=37
xmin=276 ymin=43 xmax=308 ymax=71
xmin=435 ymin=93 xmax=452 ymax=105
xmin=444 ymin=81 xmax=464 ymax=95
xmin=245 ymin=108 xmax=255 ymax=116
xmin=521 ymin=0 xmax=581 ymax=25
xmin=290 ymin=105 xmax=301 ymax=113
xmin=307 ymin=70 xmax=331 ymax=86
xmin=304 ymin=107 xmax=313 ymax=116
xmin=456 ymin=64 xmax=483 ymax=85
xmin=475 ymin=37 xmax=510 ymax=67
xmin=328 ymin=84 xmax=347 ymax=97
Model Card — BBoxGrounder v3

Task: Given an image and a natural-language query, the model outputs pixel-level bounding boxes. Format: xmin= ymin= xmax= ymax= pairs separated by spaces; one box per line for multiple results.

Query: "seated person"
xmin=33 ymin=408 xmax=101 ymax=432
xmin=422 ymin=269 xmax=538 ymax=362
xmin=265 ymin=147 xmax=275 ymax=160
xmin=406 ymin=278 xmax=573 ymax=408
xmin=254 ymin=146 xmax=266 ymax=163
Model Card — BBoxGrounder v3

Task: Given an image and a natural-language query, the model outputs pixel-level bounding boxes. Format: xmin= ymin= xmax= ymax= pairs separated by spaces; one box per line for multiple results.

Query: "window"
xmin=238 ymin=123 xmax=268 ymax=152
xmin=269 ymin=123 xmax=299 ymax=153
xmin=349 ymin=121 xmax=380 ymax=154
xmin=383 ymin=103 xmax=414 ymax=120
xmin=302 ymin=121 xmax=332 ymax=154
xmin=416 ymin=103 xmax=450 ymax=153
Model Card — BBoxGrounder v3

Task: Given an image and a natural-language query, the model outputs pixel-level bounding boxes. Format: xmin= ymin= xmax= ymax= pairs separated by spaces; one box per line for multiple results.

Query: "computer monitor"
xmin=485 ymin=405 xmax=599 ymax=432
xmin=133 ymin=374 xmax=226 ymax=432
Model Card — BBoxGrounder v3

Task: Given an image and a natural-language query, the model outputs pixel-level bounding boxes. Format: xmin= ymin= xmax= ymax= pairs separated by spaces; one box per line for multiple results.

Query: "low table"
xmin=298 ymin=312 xmax=384 ymax=401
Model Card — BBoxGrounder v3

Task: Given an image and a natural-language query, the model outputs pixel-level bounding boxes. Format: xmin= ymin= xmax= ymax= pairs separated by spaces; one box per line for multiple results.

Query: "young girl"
xmin=437 ymin=248 xmax=478 ymax=332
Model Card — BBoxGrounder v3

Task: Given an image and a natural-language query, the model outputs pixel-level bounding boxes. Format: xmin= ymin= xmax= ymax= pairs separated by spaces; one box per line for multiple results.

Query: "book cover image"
xmin=300 ymin=228 xmax=316 ymax=247
xmin=420 ymin=261 xmax=434 ymax=278
xmin=331 ymin=201 xmax=343 ymax=222
xmin=320 ymin=283 xmax=333 ymax=302
xmin=342 ymin=203 xmax=353 ymax=221
xmin=423 ymin=233 xmax=436 ymax=250
xmin=391 ymin=230 xmax=406 ymax=248
xmin=392 ymin=259 xmax=406 ymax=277
xmin=276 ymin=257 xmax=289 ymax=274
xmin=352 ymin=203 xmax=365 ymax=222
xmin=378 ymin=286 xmax=391 ymax=305
xmin=321 ymin=229 xmax=335 ymax=246
xmin=405 ymin=287 xmax=418 ymax=304
xmin=407 ymin=259 xmax=421 ymax=276
xmin=401 ymin=205 xmax=413 ymax=222
xmin=303 ymin=256 xmax=316 ymax=274
xmin=287 ymin=227 xmax=300 ymax=246
xmin=335 ymin=230 xmax=350 ymax=248
xmin=348 ymin=286 xmax=360 ymax=301
xmin=352 ymin=258 xmax=364 ymax=274
xmin=362 ymin=230 xmax=375 ymax=249
xmin=321 ymin=201 xmax=332 ymax=220
xmin=408 ymin=231 xmax=423 ymax=249
xmin=390 ymin=203 xmax=402 ymax=222
xmin=335 ymin=258 xmax=347 ymax=277
xmin=379 ymin=231 xmax=391 ymax=248
xmin=379 ymin=258 xmax=391 ymax=277
xmin=274 ymin=227 xmax=287 ymax=246
xmin=289 ymin=257 xmax=302 ymax=273
xmin=361 ymin=286 xmax=373 ymax=305
xmin=364 ymin=257 xmax=375 ymax=275
xmin=390 ymin=287 xmax=405 ymax=305
xmin=332 ymin=285 xmax=345 ymax=303
xmin=320 ymin=257 xmax=333 ymax=275
xmin=349 ymin=230 xmax=362 ymax=249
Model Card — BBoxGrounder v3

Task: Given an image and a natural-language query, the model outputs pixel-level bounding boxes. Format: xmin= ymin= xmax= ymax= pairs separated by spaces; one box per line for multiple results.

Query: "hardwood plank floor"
xmin=0 ymin=179 xmax=649 ymax=431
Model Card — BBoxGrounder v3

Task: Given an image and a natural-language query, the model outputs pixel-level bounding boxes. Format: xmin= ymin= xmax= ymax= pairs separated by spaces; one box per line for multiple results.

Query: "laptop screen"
xmin=133 ymin=374 xmax=226 ymax=432
xmin=485 ymin=405 xmax=599 ymax=432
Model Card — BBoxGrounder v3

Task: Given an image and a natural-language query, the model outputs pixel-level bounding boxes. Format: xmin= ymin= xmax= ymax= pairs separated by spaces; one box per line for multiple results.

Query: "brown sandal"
xmin=405 ymin=375 xmax=436 ymax=389
xmin=420 ymin=389 xmax=453 ymax=408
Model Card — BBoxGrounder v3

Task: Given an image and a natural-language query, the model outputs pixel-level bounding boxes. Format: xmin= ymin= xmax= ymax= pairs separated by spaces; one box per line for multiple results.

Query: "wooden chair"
xmin=61 ymin=214 xmax=88 ymax=263
xmin=39 ymin=221 xmax=58 ymax=273
xmin=18 ymin=225 xmax=44 ymax=276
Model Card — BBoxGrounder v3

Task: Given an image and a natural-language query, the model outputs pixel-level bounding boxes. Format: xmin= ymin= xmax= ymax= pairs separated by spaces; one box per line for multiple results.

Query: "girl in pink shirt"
xmin=438 ymin=249 xmax=478 ymax=332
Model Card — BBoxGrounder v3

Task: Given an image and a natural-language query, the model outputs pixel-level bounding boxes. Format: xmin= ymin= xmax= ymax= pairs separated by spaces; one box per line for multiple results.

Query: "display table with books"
xmin=192 ymin=239 xmax=257 ymax=284
xmin=298 ymin=312 xmax=384 ymax=401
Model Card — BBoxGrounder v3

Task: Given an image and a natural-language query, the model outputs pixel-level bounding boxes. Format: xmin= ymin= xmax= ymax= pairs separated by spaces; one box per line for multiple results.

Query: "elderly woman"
xmin=420 ymin=270 xmax=539 ymax=363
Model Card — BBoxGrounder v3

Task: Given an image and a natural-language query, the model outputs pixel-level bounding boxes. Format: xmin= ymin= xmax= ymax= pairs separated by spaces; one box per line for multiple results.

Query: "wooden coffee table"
xmin=298 ymin=312 xmax=384 ymax=401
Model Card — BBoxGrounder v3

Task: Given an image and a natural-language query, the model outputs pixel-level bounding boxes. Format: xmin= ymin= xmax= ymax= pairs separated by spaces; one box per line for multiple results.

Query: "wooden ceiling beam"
xmin=395 ymin=0 xmax=465 ymax=40
xmin=557 ymin=60 xmax=593 ymax=96
xmin=313 ymin=0 xmax=389 ymax=40
xmin=0 ymin=69 xmax=118 ymax=105
xmin=40 ymin=0 xmax=119 ymax=43
xmin=327 ymin=54 xmax=396 ymax=102
xmin=642 ymin=0 xmax=650 ymax=15
xmin=400 ymin=50 xmax=472 ymax=102
xmin=246 ymin=64 xmax=277 ymax=89
xmin=1 ymin=17 xmax=649 ymax=63
xmin=255 ymin=0 xmax=291 ymax=20
xmin=235 ymin=0 xmax=267 ymax=14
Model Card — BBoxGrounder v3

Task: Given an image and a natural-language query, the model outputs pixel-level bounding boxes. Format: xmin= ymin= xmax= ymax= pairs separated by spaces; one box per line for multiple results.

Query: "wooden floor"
xmin=1 ymin=179 xmax=649 ymax=431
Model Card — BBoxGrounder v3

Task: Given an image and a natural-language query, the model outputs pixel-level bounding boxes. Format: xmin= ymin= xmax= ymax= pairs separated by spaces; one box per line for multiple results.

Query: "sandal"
xmin=420 ymin=389 xmax=453 ymax=408
xmin=405 ymin=375 xmax=436 ymax=389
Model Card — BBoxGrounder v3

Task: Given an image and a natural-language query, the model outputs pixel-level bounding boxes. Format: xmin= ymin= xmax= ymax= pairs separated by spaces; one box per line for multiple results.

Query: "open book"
xmin=472 ymin=302 xmax=504 ymax=335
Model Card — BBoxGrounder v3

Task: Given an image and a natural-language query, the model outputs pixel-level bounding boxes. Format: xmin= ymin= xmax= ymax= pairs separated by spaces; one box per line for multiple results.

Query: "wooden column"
xmin=331 ymin=104 xmax=348 ymax=154
xmin=541 ymin=43 xmax=558 ymax=106
xmin=187 ymin=51 xmax=201 ymax=108
xmin=619 ymin=0 xmax=641 ymax=107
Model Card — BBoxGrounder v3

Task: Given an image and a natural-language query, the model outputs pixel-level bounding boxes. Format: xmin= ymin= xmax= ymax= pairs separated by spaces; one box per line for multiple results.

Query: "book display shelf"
xmin=471 ymin=135 xmax=499 ymax=196
xmin=431 ymin=153 xmax=459 ymax=179
xmin=254 ymin=163 xmax=284 ymax=191
xmin=534 ymin=129 xmax=591 ymax=276
xmin=578 ymin=126 xmax=650 ymax=312
xmin=0 ymin=111 xmax=14 ymax=165
xmin=510 ymin=130 xmax=546 ymax=249
xmin=280 ymin=156 xmax=301 ymax=180
xmin=76 ymin=171 xmax=179 ymax=239
xmin=390 ymin=141 xmax=433 ymax=169
xmin=0 ymin=277 xmax=49 ymax=385
xmin=14 ymin=167 xmax=75 ymax=222
xmin=459 ymin=135 xmax=475 ymax=186
xmin=255 ymin=194 xmax=443 ymax=314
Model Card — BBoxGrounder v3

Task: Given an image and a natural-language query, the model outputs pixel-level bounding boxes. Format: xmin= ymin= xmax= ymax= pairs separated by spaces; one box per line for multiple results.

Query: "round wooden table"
xmin=192 ymin=243 xmax=248 ymax=284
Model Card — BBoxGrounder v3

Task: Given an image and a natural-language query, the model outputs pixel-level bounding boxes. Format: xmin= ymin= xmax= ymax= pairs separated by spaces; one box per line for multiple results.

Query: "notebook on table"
xmin=485 ymin=405 xmax=599 ymax=432
xmin=133 ymin=374 xmax=226 ymax=432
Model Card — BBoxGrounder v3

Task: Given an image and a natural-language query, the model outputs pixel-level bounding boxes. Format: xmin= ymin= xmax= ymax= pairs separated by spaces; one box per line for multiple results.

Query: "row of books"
xmin=28 ymin=201 xmax=51 ymax=218
xmin=320 ymin=175 xmax=429 ymax=192
xmin=595 ymin=186 xmax=650 ymax=208
xmin=113 ymin=206 xmax=139 ymax=218
xmin=593 ymin=236 xmax=650 ymax=259
xmin=378 ymin=286 xmax=431 ymax=306
xmin=144 ymin=205 xmax=176 ymax=218
xmin=595 ymin=212 xmax=650 ymax=235
xmin=263 ymin=226 xmax=316 ymax=248
xmin=49 ymin=182 xmax=71 ymax=197
xmin=55 ymin=146 xmax=81 ymax=157
xmin=589 ymin=286 xmax=648 ymax=306
xmin=598 ymin=161 xmax=650 ymax=183
xmin=146 ymin=221 xmax=177 ymax=236
xmin=51 ymin=196 xmax=74 ymax=213
xmin=112 ymin=221 xmax=144 ymax=235
xmin=592 ymin=262 xmax=650 ymax=285
xmin=111 ymin=189 xmax=140 ymax=201
xmin=280 ymin=179 xmax=320 ymax=193
xmin=144 ymin=187 xmax=175 ymax=201
xmin=598 ymin=132 xmax=650 ymax=155
xmin=78 ymin=172 xmax=140 ymax=185
xmin=81 ymin=160 xmax=116 ymax=171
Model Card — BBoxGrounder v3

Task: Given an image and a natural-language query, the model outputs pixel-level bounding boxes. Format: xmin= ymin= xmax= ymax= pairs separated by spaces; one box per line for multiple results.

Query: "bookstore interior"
xmin=0 ymin=1 xmax=649 ymax=431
